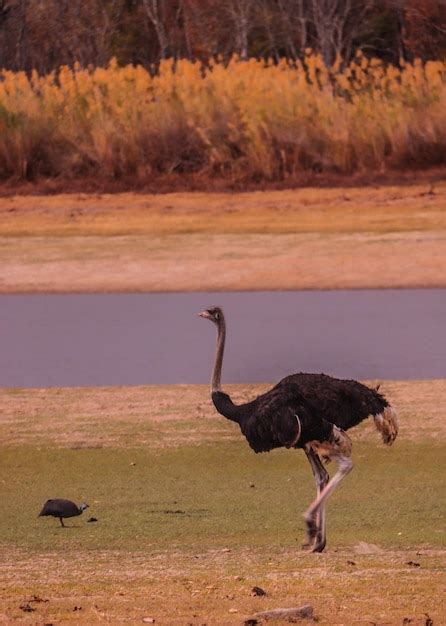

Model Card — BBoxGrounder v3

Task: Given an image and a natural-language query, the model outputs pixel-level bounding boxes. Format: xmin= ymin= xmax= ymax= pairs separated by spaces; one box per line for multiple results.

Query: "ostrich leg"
xmin=303 ymin=427 xmax=353 ymax=550
xmin=304 ymin=448 xmax=329 ymax=552
xmin=303 ymin=454 xmax=353 ymax=548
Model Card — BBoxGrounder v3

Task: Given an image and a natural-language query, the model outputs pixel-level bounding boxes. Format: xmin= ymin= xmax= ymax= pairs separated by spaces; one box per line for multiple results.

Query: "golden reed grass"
xmin=0 ymin=54 xmax=445 ymax=181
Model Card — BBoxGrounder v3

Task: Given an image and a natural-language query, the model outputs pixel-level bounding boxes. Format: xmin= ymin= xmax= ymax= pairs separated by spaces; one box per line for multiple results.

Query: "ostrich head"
xmin=79 ymin=503 xmax=90 ymax=512
xmin=198 ymin=306 xmax=224 ymax=325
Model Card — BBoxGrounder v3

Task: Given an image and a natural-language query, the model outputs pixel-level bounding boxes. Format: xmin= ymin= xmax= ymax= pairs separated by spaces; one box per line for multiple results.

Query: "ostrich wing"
xmin=238 ymin=387 xmax=333 ymax=454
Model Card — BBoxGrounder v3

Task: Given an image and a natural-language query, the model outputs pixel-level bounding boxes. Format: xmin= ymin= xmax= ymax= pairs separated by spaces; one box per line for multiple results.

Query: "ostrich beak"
xmin=198 ymin=310 xmax=211 ymax=319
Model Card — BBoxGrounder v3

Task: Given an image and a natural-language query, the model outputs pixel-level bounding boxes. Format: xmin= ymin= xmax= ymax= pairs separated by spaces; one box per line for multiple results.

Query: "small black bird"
xmin=38 ymin=499 xmax=89 ymax=527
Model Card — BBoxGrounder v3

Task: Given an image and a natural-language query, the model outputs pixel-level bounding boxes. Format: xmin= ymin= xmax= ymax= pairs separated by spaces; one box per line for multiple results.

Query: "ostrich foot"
xmin=301 ymin=535 xmax=326 ymax=553
xmin=301 ymin=538 xmax=325 ymax=552
xmin=302 ymin=512 xmax=326 ymax=552
xmin=302 ymin=515 xmax=318 ymax=550
xmin=310 ymin=535 xmax=326 ymax=553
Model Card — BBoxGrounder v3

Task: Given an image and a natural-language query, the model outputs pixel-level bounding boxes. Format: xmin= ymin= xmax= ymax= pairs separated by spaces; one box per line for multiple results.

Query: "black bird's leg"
xmin=59 ymin=517 xmax=65 ymax=528
xmin=303 ymin=447 xmax=329 ymax=552
xmin=303 ymin=427 xmax=353 ymax=552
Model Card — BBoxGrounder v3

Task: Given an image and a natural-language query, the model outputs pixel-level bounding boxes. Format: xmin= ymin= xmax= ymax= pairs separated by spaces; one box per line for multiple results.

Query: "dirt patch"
xmin=354 ymin=541 xmax=385 ymax=554
xmin=1 ymin=231 xmax=445 ymax=292
xmin=1 ymin=183 xmax=446 ymax=236
xmin=0 ymin=183 xmax=445 ymax=293
xmin=1 ymin=545 xmax=444 ymax=624
xmin=1 ymin=380 xmax=445 ymax=449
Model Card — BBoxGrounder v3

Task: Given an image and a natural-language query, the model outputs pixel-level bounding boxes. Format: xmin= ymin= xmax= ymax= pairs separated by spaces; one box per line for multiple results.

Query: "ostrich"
xmin=199 ymin=306 xmax=398 ymax=552
xmin=38 ymin=499 xmax=89 ymax=527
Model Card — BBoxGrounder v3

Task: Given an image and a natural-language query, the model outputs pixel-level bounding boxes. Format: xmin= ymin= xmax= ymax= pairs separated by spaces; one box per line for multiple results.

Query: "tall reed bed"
xmin=0 ymin=54 xmax=445 ymax=182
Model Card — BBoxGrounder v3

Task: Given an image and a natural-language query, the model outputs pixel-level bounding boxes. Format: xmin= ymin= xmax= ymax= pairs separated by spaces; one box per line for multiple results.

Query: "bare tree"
xmin=141 ymin=0 xmax=170 ymax=59
xmin=386 ymin=0 xmax=409 ymax=61
xmin=256 ymin=0 xmax=280 ymax=60
xmin=182 ymin=0 xmax=257 ymax=61
xmin=275 ymin=0 xmax=309 ymax=60
xmin=251 ymin=0 xmax=309 ymax=61
xmin=225 ymin=0 xmax=257 ymax=60
xmin=384 ymin=0 xmax=446 ymax=62
xmin=0 ymin=0 xmax=445 ymax=73
xmin=16 ymin=0 xmax=28 ymax=69
xmin=309 ymin=0 xmax=373 ymax=66
xmin=141 ymin=0 xmax=191 ymax=60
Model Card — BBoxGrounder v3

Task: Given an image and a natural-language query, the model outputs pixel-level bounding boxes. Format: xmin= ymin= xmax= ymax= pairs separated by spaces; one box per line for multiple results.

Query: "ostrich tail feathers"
xmin=373 ymin=405 xmax=398 ymax=445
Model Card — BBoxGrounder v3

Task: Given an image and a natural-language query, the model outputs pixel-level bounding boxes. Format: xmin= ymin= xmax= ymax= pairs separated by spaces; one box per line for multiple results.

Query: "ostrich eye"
xmin=215 ymin=311 xmax=220 ymax=320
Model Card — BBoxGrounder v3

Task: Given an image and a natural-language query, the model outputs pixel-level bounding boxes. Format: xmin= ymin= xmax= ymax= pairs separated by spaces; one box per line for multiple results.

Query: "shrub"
xmin=0 ymin=55 xmax=444 ymax=182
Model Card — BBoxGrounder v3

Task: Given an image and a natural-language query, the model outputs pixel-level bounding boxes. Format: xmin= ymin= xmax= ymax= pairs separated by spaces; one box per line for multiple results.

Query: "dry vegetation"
xmin=2 ymin=183 xmax=446 ymax=237
xmin=2 ymin=546 xmax=444 ymax=624
xmin=0 ymin=55 xmax=445 ymax=184
xmin=1 ymin=182 xmax=445 ymax=292
xmin=1 ymin=379 xmax=445 ymax=449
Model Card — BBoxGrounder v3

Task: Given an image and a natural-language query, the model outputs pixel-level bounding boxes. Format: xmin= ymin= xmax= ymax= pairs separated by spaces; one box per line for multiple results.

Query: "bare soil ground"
xmin=1 ymin=182 xmax=445 ymax=292
xmin=2 ymin=545 xmax=444 ymax=625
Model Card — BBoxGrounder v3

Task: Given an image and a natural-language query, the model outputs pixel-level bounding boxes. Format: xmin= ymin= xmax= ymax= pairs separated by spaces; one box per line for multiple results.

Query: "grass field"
xmin=1 ymin=182 xmax=446 ymax=292
xmin=1 ymin=381 xmax=445 ymax=624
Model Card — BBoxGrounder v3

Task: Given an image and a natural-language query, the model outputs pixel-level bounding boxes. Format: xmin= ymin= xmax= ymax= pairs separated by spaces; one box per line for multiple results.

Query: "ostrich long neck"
xmin=211 ymin=316 xmax=226 ymax=393
xmin=210 ymin=314 xmax=242 ymax=423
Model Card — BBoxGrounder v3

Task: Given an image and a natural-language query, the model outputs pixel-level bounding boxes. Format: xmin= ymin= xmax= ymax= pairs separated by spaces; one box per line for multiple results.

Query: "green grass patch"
xmin=1 ymin=440 xmax=444 ymax=554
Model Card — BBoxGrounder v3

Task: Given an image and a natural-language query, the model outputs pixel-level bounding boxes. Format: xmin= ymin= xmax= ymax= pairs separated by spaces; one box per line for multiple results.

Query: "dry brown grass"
xmin=1 ymin=379 xmax=445 ymax=449
xmin=2 ymin=184 xmax=446 ymax=237
xmin=1 ymin=545 xmax=444 ymax=624
xmin=1 ymin=57 xmax=445 ymax=183
xmin=1 ymin=183 xmax=445 ymax=292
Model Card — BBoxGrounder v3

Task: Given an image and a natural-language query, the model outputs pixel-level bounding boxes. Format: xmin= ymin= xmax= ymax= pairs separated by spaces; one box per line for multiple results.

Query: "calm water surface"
xmin=0 ymin=289 xmax=445 ymax=388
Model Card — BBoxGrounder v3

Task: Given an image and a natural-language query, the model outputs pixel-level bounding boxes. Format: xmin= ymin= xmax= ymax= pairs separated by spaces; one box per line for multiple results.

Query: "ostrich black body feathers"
xmin=212 ymin=372 xmax=388 ymax=453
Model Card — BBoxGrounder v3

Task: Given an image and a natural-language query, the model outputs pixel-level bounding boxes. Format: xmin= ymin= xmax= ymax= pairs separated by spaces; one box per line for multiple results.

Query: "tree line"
xmin=0 ymin=0 xmax=445 ymax=74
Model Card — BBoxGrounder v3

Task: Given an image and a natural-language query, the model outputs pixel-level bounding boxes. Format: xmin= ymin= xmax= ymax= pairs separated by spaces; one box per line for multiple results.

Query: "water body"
xmin=0 ymin=289 xmax=445 ymax=388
